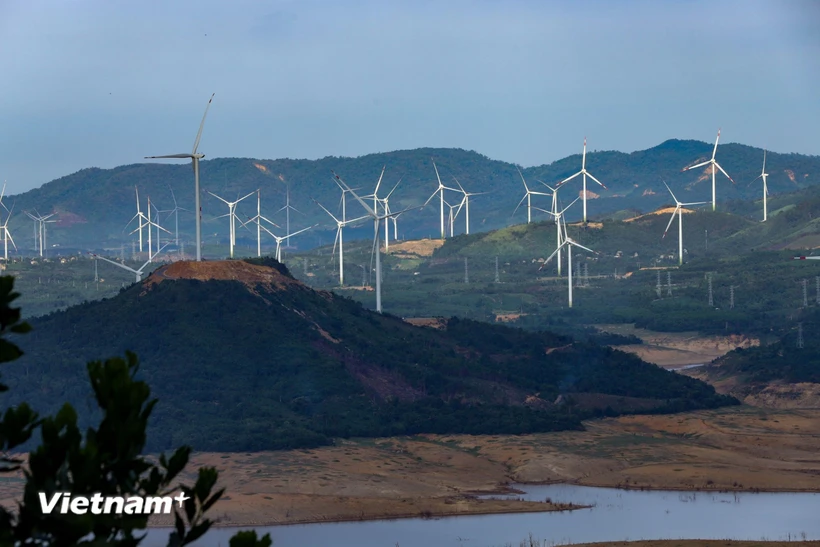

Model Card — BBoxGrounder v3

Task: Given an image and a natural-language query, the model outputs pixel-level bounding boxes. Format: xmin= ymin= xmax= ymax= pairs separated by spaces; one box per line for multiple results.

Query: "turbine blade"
xmin=333 ymin=171 xmax=375 ymax=216
xmin=712 ymin=128 xmax=720 ymax=160
xmin=585 ymin=172 xmax=608 ymax=190
xmin=313 ymin=199 xmax=340 ymax=223
xmin=145 ymin=154 xmax=193 ymax=159
xmin=714 ymin=162 xmax=735 ymax=184
xmin=192 ymin=93 xmax=215 ymax=154
xmin=682 ymin=160 xmax=711 ymax=172
xmin=662 ymin=208 xmax=678 ymax=239
xmin=557 ymin=171 xmax=582 ymax=187
xmin=662 ymin=180 xmax=679 ymax=204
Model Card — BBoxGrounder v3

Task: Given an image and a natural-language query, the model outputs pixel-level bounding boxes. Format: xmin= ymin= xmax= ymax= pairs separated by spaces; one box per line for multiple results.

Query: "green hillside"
xmin=1 ymin=258 xmax=735 ymax=452
xmin=6 ymin=140 xmax=820 ymax=251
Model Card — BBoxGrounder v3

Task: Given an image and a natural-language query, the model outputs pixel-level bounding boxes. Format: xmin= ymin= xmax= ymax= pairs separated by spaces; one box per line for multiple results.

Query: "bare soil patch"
xmin=386 ymin=238 xmax=445 ymax=257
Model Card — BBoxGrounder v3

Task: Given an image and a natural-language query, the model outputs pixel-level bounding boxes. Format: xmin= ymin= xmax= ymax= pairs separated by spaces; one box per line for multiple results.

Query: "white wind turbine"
xmin=145 ymin=93 xmax=214 ymax=262
xmin=513 ymin=168 xmax=552 ymax=224
xmin=277 ymin=183 xmax=304 ymax=248
xmin=257 ymin=222 xmax=313 ymax=262
xmin=91 ymin=245 xmax=168 ymax=283
xmin=25 ymin=211 xmax=56 ymax=257
xmin=424 ymin=161 xmax=462 ymax=239
xmin=378 ymin=177 xmax=402 ymax=250
xmin=451 ymin=176 xmax=487 ymax=235
xmin=541 ymin=214 xmax=597 ymax=308
xmin=749 ymin=150 xmax=769 ymax=222
xmin=208 ymin=190 xmax=256 ymax=258
xmin=163 ymin=186 xmax=189 ymax=246
xmin=314 ymin=199 xmax=369 ymax=286
xmin=681 ymin=128 xmax=735 ymax=211
xmin=661 ymin=181 xmax=709 ymax=266
xmin=1 ymin=204 xmax=17 ymax=261
xmin=333 ymin=170 xmax=418 ymax=313
xmin=143 ymin=196 xmax=171 ymax=263
xmin=240 ymin=189 xmax=281 ymax=258
xmin=556 ymin=137 xmax=608 ymax=224
xmin=444 ymin=197 xmax=464 ymax=238
xmin=533 ymin=195 xmax=581 ymax=278
xmin=124 ymin=187 xmax=148 ymax=252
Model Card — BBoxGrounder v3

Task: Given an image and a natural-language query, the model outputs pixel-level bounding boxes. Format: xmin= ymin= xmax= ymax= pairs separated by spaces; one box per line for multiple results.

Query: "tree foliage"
xmin=0 ymin=276 xmax=270 ymax=546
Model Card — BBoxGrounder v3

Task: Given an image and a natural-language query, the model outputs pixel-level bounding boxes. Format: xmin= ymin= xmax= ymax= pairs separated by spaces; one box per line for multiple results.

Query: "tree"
xmin=0 ymin=275 xmax=271 ymax=547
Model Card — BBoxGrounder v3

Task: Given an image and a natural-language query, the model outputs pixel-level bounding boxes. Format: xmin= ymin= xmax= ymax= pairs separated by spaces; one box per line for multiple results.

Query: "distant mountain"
xmin=2 ymin=259 xmax=736 ymax=452
xmin=7 ymin=141 xmax=819 ymax=251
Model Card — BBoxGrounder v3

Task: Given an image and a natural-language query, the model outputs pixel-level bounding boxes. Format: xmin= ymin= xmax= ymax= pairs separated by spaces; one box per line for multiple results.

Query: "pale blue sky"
xmin=0 ymin=0 xmax=818 ymax=193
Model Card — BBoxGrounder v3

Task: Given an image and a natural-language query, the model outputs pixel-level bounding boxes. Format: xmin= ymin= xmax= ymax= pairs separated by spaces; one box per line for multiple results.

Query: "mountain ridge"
xmin=6 ymin=140 xmax=819 ymax=251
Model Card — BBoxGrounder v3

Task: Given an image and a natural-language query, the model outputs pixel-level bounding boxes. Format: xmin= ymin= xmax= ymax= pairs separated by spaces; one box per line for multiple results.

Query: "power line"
xmin=666 ymin=271 xmax=672 ymax=297
xmin=798 ymin=322 xmax=804 ymax=349
xmin=730 ymin=285 xmax=735 ymax=310
xmin=464 ymin=256 xmax=469 ymax=284
xmin=494 ymin=256 xmax=500 ymax=283
xmin=583 ymin=263 xmax=589 ymax=287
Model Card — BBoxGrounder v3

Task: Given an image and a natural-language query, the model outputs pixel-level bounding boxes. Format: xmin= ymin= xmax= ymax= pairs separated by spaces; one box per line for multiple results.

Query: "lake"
xmin=145 ymin=484 xmax=820 ymax=546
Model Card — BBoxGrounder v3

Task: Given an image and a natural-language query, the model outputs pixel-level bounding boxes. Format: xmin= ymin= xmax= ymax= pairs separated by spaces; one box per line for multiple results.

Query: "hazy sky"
xmin=0 ymin=0 xmax=818 ymax=194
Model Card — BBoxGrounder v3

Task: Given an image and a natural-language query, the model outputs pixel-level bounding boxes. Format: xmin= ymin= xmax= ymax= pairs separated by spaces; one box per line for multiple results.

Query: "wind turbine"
xmin=681 ymin=128 xmax=735 ymax=211
xmin=1 ymin=204 xmax=17 ymax=261
xmin=240 ymin=190 xmax=281 ymax=258
xmin=748 ymin=150 xmax=769 ymax=222
xmin=163 ymin=186 xmax=189 ymax=246
xmin=556 ymin=138 xmax=608 ymax=224
xmin=378 ymin=177 xmax=402 ymax=250
xmin=277 ymin=183 xmax=304 ymax=248
xmin=25 ymin=211 xmax=56 ymax=257
xmin=91 ymin=245 xmax=168 ymax=283
xmin=257 ymin=221 xmax=313 ymax=262
xmin=513 ymin=168 xmax=552 ymax=224
xmin=661 ymin=181 xmax=709 ymax=266
xmin=533 ymin=195 xmax=580 ymax=278
xmin=314 ymin=199 xmax=368 ymax=286
xmin=145 ymin=92 xmax=214 ymax=261
xmin=444 ymin=197 xmax=464 ymax=238
xmin=209 ymin=190 xmax=256 ymax=258
xmin=333 ymin=170 xmax=418 ymax=313
xmin=125 ymin=187 xmax=148 ymax=253
xmin=451 ymin=176 xmax=487 ymax=235
xmin=541 ymin=214 xmax=597 ymax=308
xmin=424 ymin=161 xmax=461 ymax=239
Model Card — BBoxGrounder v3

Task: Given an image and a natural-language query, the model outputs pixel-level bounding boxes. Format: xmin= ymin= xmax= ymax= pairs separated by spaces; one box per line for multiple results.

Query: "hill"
xmin=1 ymin=259 xmax=736 ymax=452
xmin=7 ymin=140 xmax=820 ymax=251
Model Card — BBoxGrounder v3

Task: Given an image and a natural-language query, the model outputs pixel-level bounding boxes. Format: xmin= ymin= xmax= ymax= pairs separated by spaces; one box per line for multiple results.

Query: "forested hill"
xmin=7 ymin=140 xmax=820 ymax=249
xmin=3 ymin=258 xmax=736 ymax=452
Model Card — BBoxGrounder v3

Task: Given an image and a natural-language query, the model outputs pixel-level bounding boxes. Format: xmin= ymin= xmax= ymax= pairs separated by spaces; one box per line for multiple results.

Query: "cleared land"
xmin=596 ymin=324 xmax=759 ymax=367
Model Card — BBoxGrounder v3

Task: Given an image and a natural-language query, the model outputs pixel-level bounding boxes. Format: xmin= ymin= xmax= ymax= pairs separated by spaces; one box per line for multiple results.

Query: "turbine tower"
xmin=208 ymin=190 xmax=255 ymax=258
xmin=533 ymin=195 xmax=580 ymax=278
xmin=164 ymin=186 xmax=189 ymax=246
xmin=145 ymin=93 xmax=214 ymax=261
xmin=257 ymin=222 xmax=313 ymax=262
xmin=748 ymin=150 xmax=769 ymax=222
xmin=556 ymin=138 xmax=608 ymax=223
xmin=513 ymin=168 xmax=551 ymax=224
xmin=681 ymin=128 xmax=735 ymax=211
xmin=424 ymin=161 xmax=461 ymax=239
xmin=661 ymin=181 xmax=708 ymax=266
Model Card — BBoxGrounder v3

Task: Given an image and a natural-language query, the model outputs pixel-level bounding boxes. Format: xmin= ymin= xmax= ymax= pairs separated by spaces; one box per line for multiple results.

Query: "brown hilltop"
xmin=144 ymin=260 xmax=301 ymax=292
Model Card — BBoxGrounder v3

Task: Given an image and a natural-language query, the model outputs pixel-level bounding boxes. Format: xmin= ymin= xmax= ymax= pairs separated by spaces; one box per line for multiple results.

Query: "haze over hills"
xmin=7 ymin=139 xmax=819 ymax=251
xmin=2 ymin=258 xmax=735 ymax=452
